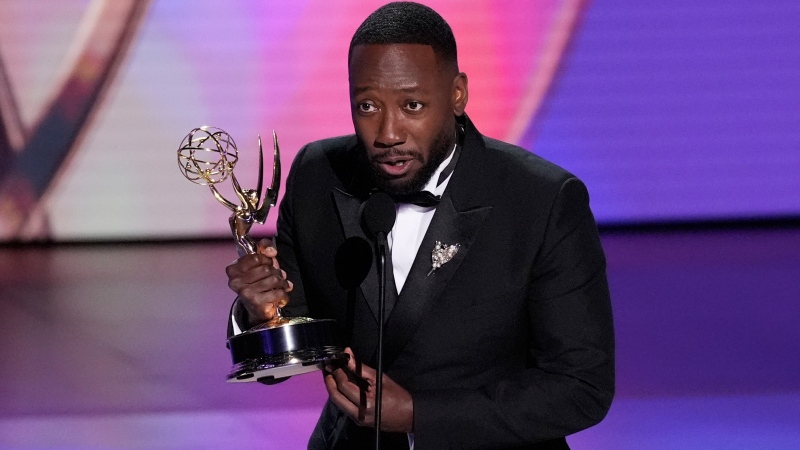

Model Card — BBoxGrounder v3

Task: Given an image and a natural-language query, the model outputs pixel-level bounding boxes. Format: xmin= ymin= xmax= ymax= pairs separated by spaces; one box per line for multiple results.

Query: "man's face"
xmin=349 ymin=44 xmax=467 ymax=195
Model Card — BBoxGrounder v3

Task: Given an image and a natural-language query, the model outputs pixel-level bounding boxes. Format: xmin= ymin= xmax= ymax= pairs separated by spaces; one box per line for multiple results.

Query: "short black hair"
xmin=349 ymin=2 xmax=458 ymax=70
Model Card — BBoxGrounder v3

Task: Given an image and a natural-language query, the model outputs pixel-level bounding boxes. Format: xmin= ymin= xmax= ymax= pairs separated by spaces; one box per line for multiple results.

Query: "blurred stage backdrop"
xmin=1 ymin=0 xmax=798 ymax=243
xmin=2 ymin=2 xmax=800 ymax=450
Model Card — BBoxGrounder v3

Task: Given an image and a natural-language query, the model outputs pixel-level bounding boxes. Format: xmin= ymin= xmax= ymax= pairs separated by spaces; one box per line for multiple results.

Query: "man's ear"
xmin=452 ymin=72 xmax=468 ymax=116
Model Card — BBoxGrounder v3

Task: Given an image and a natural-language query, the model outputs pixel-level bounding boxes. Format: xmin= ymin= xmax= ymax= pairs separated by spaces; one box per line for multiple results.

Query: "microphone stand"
xmin=360 ymin=191 xmax=396 ymax=450
xmin=375 ymin=232 xmax=387 ymax=450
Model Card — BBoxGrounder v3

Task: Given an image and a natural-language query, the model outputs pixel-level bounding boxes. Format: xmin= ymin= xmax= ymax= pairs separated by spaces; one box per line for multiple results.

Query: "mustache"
xmin=368 ymin=148 xmax=423 ymax=162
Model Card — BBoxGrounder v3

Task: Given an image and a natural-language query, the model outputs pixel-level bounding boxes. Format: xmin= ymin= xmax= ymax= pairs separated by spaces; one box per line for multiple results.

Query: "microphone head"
xmin=334 ymin=236 xmax=373 ymax=289
xmin=361 ymin=191 xmax=396 ymax=237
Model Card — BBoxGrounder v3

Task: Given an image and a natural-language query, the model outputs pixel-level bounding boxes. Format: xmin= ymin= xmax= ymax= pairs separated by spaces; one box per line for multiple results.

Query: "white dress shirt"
xmin=388 ymin=145 xmax=456 ymax=293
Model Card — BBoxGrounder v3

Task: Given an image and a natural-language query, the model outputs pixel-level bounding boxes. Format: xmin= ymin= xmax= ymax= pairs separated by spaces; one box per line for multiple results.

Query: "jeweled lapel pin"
xmin=428 ymin=241 xmax=460 ymax=276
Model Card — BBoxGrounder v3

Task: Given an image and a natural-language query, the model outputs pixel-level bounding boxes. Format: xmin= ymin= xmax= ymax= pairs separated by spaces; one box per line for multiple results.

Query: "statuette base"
xmin=228 ymin=346 xmax=347 ymax=383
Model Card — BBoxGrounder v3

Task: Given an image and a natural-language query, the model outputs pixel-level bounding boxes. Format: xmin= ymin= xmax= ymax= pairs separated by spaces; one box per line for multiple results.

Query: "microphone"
xmin=360 ymin=191 xmax=396 ymax=450
xmin=334 ymin=236 xmax=373 ymax=290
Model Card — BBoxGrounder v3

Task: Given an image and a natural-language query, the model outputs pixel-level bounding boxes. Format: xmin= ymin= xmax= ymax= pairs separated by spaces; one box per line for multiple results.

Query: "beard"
xmin=365 ymin=126 xmax=454 ymax=196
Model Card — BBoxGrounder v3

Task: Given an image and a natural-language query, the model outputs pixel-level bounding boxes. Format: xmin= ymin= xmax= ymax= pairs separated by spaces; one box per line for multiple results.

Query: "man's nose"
xmin=374 ymin=111 xmax=405 ymax=148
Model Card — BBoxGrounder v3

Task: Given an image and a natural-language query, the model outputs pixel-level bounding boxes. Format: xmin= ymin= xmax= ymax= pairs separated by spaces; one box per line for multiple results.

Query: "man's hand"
xmin=324 ymin=348 xmax=414 ymax=433
xmin=226 ymin=238 xmax=293 ymax=327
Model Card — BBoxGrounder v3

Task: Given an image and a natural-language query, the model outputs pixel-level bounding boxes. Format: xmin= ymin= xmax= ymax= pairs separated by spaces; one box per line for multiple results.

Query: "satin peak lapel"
xmin=331 ymin=188 xmax=381 ymax=324
xmin=383 ymin=195 xmax=492 ymax=368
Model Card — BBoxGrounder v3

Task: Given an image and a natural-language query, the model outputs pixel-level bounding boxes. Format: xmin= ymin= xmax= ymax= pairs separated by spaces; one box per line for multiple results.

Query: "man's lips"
xmin=373 ymin=155 xmax=417 ymax=178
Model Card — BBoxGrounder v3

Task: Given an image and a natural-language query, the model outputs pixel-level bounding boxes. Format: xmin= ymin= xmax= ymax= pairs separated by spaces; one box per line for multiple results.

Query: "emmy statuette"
xmin=178 ymin=126 xmax=346 ymax=383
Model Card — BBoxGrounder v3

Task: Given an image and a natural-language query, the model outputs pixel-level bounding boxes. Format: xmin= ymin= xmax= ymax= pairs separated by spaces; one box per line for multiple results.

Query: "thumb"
xmin=256 ymin=238 xmax=276 ymax=254
xmin=347 ymin=347 xmax=376 ymax=380
xmin=256 ymin=239 xmax=280 ymax=267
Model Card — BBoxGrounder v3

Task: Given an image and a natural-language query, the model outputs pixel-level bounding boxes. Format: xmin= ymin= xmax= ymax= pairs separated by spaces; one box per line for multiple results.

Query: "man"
xmin=226 ymin=2 xmax=614 ymax=449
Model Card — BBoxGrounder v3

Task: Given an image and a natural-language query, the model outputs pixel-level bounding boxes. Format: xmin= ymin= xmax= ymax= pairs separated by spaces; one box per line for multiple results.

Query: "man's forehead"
xmin=348 ymin=44 xmax=447 ymax=91
xmin=349 ymin=43 xmax=440 ymax=71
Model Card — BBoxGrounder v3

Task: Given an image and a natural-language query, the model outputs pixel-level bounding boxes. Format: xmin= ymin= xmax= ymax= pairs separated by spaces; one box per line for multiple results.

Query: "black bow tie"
xmin=391 ymin=191 xmax=441 ymax=207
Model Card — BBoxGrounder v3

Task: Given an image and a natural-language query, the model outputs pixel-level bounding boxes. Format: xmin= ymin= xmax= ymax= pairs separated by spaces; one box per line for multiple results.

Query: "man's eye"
xmin=358 ymin=103 xmax=377 ymax=113
xmin=406 ymin=101 xmax=423 ymax=111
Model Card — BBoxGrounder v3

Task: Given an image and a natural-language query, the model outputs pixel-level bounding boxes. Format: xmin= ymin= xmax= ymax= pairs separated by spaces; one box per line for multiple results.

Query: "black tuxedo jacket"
xmin=241 ymin=116 xmax=614 ymax=449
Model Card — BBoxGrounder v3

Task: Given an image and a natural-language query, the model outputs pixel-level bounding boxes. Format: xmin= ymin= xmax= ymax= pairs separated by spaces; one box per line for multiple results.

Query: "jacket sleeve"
xmin=413 ymin=177 xmax=615 ymax=449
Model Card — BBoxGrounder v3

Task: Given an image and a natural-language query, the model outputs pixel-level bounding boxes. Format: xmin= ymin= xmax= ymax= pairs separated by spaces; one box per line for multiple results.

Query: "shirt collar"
xmin=422 ymin=142 xmax=458 ymax=197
